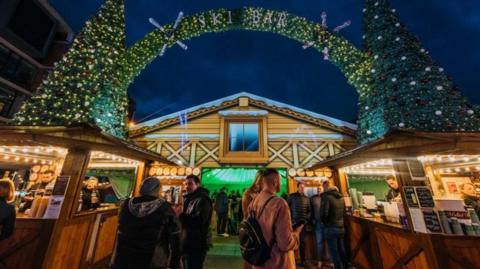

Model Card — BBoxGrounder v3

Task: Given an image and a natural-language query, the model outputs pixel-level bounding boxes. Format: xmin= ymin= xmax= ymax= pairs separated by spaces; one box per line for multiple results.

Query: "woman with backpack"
xmin=241 ymin=170 xmax=264 ymax=269
xmin=240 ymin=168 xmax=304 ymax=269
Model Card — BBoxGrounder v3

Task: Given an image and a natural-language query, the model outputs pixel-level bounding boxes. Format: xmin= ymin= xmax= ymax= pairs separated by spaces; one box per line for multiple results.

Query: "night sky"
xmin=50 ymin=0 xmax=480 ymax=124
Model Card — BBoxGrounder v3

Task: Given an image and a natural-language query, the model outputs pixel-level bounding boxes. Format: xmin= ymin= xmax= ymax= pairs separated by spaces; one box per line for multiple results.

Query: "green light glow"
xmin=201 ymin=167 xmax=288 ymax=195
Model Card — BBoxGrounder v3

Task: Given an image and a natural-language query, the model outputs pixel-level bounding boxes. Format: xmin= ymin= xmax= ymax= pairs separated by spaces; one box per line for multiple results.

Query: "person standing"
xmin=249 ymin=168 xmax=304 ymax=269
xmin=311 ymin=185 xmax=325 ymax=268
xmin=287 ymin=181 xmax=311 ymax=266
xmin=460 ymin=183 xmax=480 ymax=216
xmin=180 ymin=175 xmax=213 ymax=269
xmin=385 ymin=176 xmax=401 ymax=202
xmin=320 ymin=180 xmax=347 ymax=269
xmin=112 ymin=177 xmax=181 ymax=269
xmin=214 ymin=186 xmax=229 ymax=237
xmin=241 ymin=170 xmax=264 ymax=269
xmin=0 ymin=179 xmax=15 ymax=241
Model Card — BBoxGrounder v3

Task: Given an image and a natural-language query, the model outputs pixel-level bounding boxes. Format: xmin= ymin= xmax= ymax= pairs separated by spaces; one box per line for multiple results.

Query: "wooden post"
xmin=42 ymin=148 xmax=91 ymax=268
xmin=133 ymin=161 xmax=147 ymax=197
xmin=333 ymin=168 xmax=348 ymax=195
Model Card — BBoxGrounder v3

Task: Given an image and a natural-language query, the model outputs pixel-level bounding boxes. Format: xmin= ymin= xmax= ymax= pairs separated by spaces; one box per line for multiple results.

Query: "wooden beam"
xmin=292 ymin=142 xmax=299 ymax=168
xmin=189 ymin=142 xmax=197 ymax=167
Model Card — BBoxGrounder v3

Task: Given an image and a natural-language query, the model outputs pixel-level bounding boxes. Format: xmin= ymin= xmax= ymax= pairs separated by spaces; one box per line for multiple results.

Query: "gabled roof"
xmin=129 ymin=92 xmax=357 ymax=138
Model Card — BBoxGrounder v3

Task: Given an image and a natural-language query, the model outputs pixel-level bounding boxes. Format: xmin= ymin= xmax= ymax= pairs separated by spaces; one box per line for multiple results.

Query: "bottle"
xmin=468 ymin=208 xmax=479 ymax=224
xmin=465 ymin=224 xmax=476 ymax=236
xmin=450 ymin=217 xmax=464 ymax=235
xmin=438 ymin=211 xmax=452 ymax=234
xmin=77 ymin=191 xmax=83 ymax=212
xmin=472 ymin=223 xmax=480 ymax=235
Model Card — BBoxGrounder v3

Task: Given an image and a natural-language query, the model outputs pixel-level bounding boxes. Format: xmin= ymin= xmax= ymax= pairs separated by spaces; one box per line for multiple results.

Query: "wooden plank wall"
xmin=134 ymin=106 xmax=356 ymax=168
xmin=0 ymin=219 xmax=55 ymax=269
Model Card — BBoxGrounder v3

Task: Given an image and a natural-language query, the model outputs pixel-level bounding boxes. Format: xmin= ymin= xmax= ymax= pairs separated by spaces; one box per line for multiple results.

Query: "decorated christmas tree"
xmin=12 ymin=0 xmax=128 ymax=138
xmin=357 ymin=0 xmax=480 ymax=143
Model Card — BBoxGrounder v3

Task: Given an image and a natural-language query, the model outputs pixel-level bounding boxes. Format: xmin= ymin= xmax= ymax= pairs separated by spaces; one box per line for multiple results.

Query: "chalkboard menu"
xmin=423 ymin=210 xmax=443 ymax=233
xmin=52 ymin=176 xmax=70 ymax=196
xmin=407 ymin=160 xmax=427 ymax=180
xmin=415 ymin=187 xmax=435 ymax=208
xmin=403 ymin=186 xmax=419 ymax=208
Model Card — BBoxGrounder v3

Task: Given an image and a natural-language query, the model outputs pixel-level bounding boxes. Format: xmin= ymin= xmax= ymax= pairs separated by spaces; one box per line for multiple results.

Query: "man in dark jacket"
xmin=310 ymin=185 xmax=325 ymax=268
xmin=180 ymin=175 xmax=213 ymax=269
xmin=112 ymin=177 xmax=181 ymax=269
xmin=287 ymin=181 xmax=311 ymax=265
xmin=214 ymin=186 xmax=228 ymax=236
xmin=320 ymin=180 xmax=347 ymax=269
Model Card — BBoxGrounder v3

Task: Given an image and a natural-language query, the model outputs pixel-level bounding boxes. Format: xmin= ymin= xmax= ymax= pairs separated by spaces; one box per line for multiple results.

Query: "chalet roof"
xmin=129 ymin=92 xmax=357 ymax=138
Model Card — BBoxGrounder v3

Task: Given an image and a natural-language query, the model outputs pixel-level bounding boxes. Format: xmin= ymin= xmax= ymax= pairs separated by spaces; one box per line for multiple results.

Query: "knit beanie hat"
xmin=140 ymin=177 xmax=161 ymax=197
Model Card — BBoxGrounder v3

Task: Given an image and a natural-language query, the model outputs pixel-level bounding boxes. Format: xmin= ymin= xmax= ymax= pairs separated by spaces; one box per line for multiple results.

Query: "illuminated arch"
xmin=120 ymin=7 xmax=372 ymax=97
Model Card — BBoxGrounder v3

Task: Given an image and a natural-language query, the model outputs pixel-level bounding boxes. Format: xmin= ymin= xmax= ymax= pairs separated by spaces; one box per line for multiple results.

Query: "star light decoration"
xmin=148 ymin=11 xmax=188 ymax=56
xmin=302 ymin=11 xmax=352 ymax=60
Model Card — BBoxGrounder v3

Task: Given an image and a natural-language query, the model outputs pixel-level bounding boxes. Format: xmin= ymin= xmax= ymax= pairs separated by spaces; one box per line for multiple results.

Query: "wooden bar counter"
xmin=310 ymin=131 xmax=480 ymax=269
xmin=346 ymin=215 xmax=480 ymax=269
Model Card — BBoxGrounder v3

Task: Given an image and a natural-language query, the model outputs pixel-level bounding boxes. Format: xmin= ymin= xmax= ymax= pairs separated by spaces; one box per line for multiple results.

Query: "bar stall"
xmin=0 ymin=125 xmax=174 ymax=269
xmin=311 ymin=131 xmax=480 ymax=269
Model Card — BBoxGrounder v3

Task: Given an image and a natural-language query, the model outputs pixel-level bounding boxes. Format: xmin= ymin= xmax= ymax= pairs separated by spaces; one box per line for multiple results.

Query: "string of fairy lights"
xmin=10 ymin=0 xmax=480 ymax=146
xmin=0 ymin=146 xmax=67 ymax=164
xmin=342 ymin=155 xmax=480 ymax=176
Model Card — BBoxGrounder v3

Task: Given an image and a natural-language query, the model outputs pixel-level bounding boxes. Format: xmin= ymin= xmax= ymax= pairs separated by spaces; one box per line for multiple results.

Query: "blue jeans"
xmin=299 ymin=228 xmax=306 ymax=263
xmin=324 ymin=227 xmax=347 ymax=269
xmin=314 ymin=222 xmax=325 ymax=261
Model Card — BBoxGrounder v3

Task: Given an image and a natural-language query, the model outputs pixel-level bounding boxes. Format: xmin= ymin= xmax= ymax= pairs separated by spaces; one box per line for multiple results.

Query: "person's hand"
xmin=293 ymin=224 xmax=304 ymax=234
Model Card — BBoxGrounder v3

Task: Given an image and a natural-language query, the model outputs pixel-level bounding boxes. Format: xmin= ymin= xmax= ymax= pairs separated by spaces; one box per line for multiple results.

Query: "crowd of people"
xmin=107 ymin=169 xmax=348 ymax=269
xmin=0 ymin=168 xmax=349 ymax=269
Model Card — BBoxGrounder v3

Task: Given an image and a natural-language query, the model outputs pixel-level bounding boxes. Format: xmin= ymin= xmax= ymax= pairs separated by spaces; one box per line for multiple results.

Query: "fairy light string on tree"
xmin=357 ymin=0 xmax=480 ymax=144
xmin=10 ymin=0 xmax=480 ymax=144
xmin=302 ymin=11 xmax=352 ymax=60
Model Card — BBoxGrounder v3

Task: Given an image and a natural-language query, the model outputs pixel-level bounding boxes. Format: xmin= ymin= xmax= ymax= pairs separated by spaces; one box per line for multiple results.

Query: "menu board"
xmin=407 ymin=160 xmax=427 ymax=180
xmin=403 ymin=186 xmax=419 ymax=208
xmin=415 ymin=187 xmax=435 ymax=208
xmin=422 ymin=210 xmax=443 ymax=233
xmin=52 ymin=176 xmax=70 ymax=196
xmin=44 ymin=176 xmax=70 ymax=219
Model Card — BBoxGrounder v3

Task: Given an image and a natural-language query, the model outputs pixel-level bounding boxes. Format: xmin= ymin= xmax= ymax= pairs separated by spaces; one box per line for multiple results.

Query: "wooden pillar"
xmin=42 ymin=148 xmax=91 ymax=268
xmin=133 ymin=161 xmax=147 ymax=197
xmin=333 ymin=168 xmax=348 ymax=195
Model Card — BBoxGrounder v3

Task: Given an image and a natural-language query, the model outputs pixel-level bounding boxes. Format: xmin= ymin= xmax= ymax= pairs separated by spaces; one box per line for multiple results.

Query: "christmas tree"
xmin=12 ymin=0 xmax=128 ymax=138
xmin=357 ymin=0 xmax=480 ymax=143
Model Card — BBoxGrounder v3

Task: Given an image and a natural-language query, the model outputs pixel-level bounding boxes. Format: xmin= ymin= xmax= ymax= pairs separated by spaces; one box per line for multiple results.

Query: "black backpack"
xmin=238 ymin=196 xmax=276 ymax=266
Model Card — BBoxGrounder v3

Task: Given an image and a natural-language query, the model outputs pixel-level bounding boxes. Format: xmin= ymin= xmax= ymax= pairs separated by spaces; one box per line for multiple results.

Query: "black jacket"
xmin=386 ymin=188 xmax=401 ymax=202
xmin=113 ymin=196 xmax=181 ymax=269
xmin=214 ymin=191 xmax=228 ymax=213
xmin=180 ymin=187 xmax=212 ymax=253
xmin=320 ymin=188 xmax=345 ymax=228
xmin=287 ymin=192 xmax=311 ymax=224
xmin=0 ymin=198 xmax=15 ymax=241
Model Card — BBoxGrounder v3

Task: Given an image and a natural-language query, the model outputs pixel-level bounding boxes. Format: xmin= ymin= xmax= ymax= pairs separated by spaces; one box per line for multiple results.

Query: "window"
xmin=219 ymin=117 xmax=268 ymax=164
xmin=0 ymin=86 xmax=24 ymax=118
xmin=228 ymin=122 xmax=259 ymax=151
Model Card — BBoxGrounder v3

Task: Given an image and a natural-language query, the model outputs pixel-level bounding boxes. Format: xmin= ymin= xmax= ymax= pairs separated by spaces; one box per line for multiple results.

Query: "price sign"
xmin=415 ymin=187 xmax=435 ymax=208
xmin=422 ymin=210 xmax=443 ymax=233
xmin=403 ymin=186 xmax=419 ymax=208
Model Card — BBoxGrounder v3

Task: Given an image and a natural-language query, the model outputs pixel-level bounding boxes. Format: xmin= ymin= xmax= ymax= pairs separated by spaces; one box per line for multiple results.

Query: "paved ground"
xmin=204 ymin=235 xmax=243 ymax=269
xmin=203 ymin=235 xmax=334 ymax=269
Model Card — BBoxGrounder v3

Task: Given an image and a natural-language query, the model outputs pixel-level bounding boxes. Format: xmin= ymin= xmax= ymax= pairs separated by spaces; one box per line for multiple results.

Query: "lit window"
xmin=228 ymin=123 xmax=259 ymax=151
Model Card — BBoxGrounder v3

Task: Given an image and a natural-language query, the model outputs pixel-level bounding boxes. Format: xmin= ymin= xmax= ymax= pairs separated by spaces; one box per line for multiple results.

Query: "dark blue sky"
xmin=50 ymin=0 xmax=480 ymax=124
